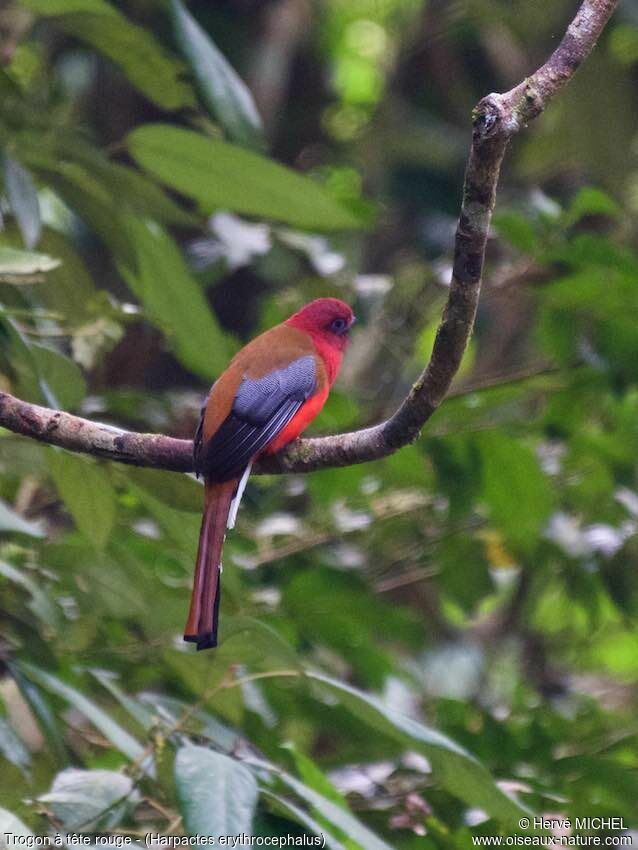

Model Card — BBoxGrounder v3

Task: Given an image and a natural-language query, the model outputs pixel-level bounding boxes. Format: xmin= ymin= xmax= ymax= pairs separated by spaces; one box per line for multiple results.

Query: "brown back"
xmin=202 ymin=323 xmax=327 ymax=444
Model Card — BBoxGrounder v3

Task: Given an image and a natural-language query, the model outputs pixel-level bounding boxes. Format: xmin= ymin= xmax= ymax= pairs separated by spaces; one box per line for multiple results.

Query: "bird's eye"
xmin=330 ymin=317 xmax=348 ymax=334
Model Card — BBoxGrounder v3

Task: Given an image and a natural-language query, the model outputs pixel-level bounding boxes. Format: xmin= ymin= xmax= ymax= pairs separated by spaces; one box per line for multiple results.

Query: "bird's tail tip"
xmin=183 ymin=631 xmax=218 ymax=651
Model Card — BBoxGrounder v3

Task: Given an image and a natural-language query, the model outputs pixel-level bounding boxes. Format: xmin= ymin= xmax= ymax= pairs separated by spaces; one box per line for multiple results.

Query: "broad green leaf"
xmin=61 ymin=14 xmax=193 ymax=110
xmin=262 ymin=763 xmax=392 ymax=850
xmin=170 ymin=0 xmax=265 ymax=149
xmin=282 ymin=568 xmax=411 ymax=687
xmin=38 ymin=768 xmax=138 ymax=830
xmin=0 ymin=314 xmax=58 ymax=407
xmin=609 ymin=23 xmax=638 ymax=65
xmin=0 ymin=319 xmax=84 ymax=409
xmin=566 ymin=187 xmax=621 ymax=224
xmin=29 ymin=344 xmax=87 ymax=410
xmin=282 ymin=743 xmax=347 ymax=810
xmin=0 ymin=560 xmax=58 ymax=629
xmin=126 ymin=467 xmax=202 ymax=513
xmin=3 ymin=155 xmax=41 ymax=249
xmin=120 ymin=217 xmax=232 ymax=377
xmin=0 ymin=247 xmax=60 ymax=275
xmin=90 ymin=670 xmax=155 ymax=732
xmin=478 ymin=432 xmax=553 ymax=551
xmin=128 ymin=125 xmax=362 ymax=231
xmin=0 ymin=503 xmax=44 ymax=537
xmin=3 ymin=228 xmax=91 ymax=322
xmin=36 ymin=165 xmax=134 ymax=262
xmin=262 ymin=790 xmax=346 ymax=850
xmin=0 ymin=302 xmax=84 ymax=413
xmin=138 ymin=692 xmax=238 ymax=753
xmin=9 ymin=664 xmax=67 ymax=764
xmin=280 ymin=744 xmax=355 ymax=847
xmin=20 ymin=136 xmax=194 ymax=229
xmin=590 ymin=632 xmax=638 ymax=677
xmin=550 ymin=234 xmax=638 ymax=275
xmin=22 ymin=0 xmax=194 ymax=111
xmin=19 ymin=663 xmax=151 ymax=772
xmin=492 ymin=211 xmax=537 ymax=253
xmin=47 ymin=452 xmax=116 ymax=550
xmin=22 ymin=0 xmax=118 ymax=13
xmin=129 ymin=480 xmax=200 ymax=552
xmin=0 ymin=68 xmax=21 ymax=98
xmin=222 ymin=617 xmax=303 ymax=669
xmin=91 ymin=161 xmax=195 ymax=227
xmin=0 ymin=718 xmax=31 ymax=775
xmin=304 ymin=671 xmax=530 ymax=825
xmin=175 ymin=744 xmax=258 ymax=838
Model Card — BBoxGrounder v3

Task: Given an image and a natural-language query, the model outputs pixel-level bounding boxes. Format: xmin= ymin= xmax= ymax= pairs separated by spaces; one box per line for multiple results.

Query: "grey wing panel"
xmin=233 ymin=355 xmax=316 ymax=424
xmin=199 ymin=356 xmax=317 ymax=482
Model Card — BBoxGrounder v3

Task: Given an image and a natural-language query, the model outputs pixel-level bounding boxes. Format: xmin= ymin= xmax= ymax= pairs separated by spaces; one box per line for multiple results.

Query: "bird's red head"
xmin=285 ymin=298 xmax=356 ymax=355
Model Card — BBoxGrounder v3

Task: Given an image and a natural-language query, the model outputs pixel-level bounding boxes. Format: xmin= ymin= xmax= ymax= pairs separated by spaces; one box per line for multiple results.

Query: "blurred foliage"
xmin=0 ymin=0 xmax=637 ymax=846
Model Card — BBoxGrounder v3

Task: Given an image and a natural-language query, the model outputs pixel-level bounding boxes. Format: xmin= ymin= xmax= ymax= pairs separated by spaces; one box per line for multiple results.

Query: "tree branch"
xmin=0 ymin=0 xmax=619 ymax=475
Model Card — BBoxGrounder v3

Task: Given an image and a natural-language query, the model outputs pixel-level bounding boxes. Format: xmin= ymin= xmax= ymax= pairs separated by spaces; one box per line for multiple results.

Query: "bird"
xmin=185 ymin=297 xmax=356 ymax=650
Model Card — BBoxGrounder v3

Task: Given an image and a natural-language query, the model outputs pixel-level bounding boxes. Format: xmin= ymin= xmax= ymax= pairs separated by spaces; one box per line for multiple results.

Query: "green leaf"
xmin=0 ymin=247 xmax=60 ymax=275
xmin=609 ymin=23 xmax=638 ymax=66
xmin=282 ymin=743 xmax=347 ymax=810
xmin=262 ymin=790 xmax=346 ymax=850
xmin=21 ymin=0 xmax=118 ymax=14
xmin=0 ymin=560 xmax=58 ymax=629
xmin=283 ymin=569 xmax=397 ymax=687
xmin=0 ymin=68 xmax=21 ymax=99
xmin=92 ymin=161 xmax=196 ymax=227
xmin=128 ymin=125 xmax=362 ymax=231
xmin=279 ymin=744 xmax=356 ymax=847
xmin=3 ymin=155 xmax=41 ymax=249
xmin=0 ymin=314 xmax=57 ymax=406
xmin=493 ymin=211 xmax=537 ymax=253
xmin=9 ymin=664 xmax=67 ymax=764
xmin=35 ymin=165 xmax=134 ymax=263
xmin=29 ymin=344 xmax=87 ymax=410
xmin=304 ymin=671 xmax=530 ymax=826
xmin=0 ymin=321 xmax=86 ymax=410
xmin=34 ymin=229 xmax=96 ymax=321
xmin=47 ymin=452 xmax=116 ymax=550
xmin=566 ymin=187 xmax=621 ymax=225
xmin=125 ymin=467 xmax=202 ymax=514
xmin=175 ymin=744 xmax=258 ymax=838
xmin=0 ymin=718 xmax=31 ymax=775
xmin=264 ymin=764 xmax=393 ymax=850
xmin=18 ymin=663 xmax=151 ymax=771
xmin=22 ymin=0 xmax=194 ymax=111
xmin=170 ymin=0 xmax=264 ymax=149
xmin=38 ymin=768 xmax=138 ymax=830
xmin=222 ymin=617 xmax=303 ymax=669
xmin=129 ymin=480 xmax=200 ymax=552
xmin=478 ymin=432 xmax=553 ymax=551
xmin=89 ymin=669 xmax=156 ymax=733
xmin=138 ymin=693 xmax=239 ymax=753
xmin=120 ymin=217 xmax=232 ymax=377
